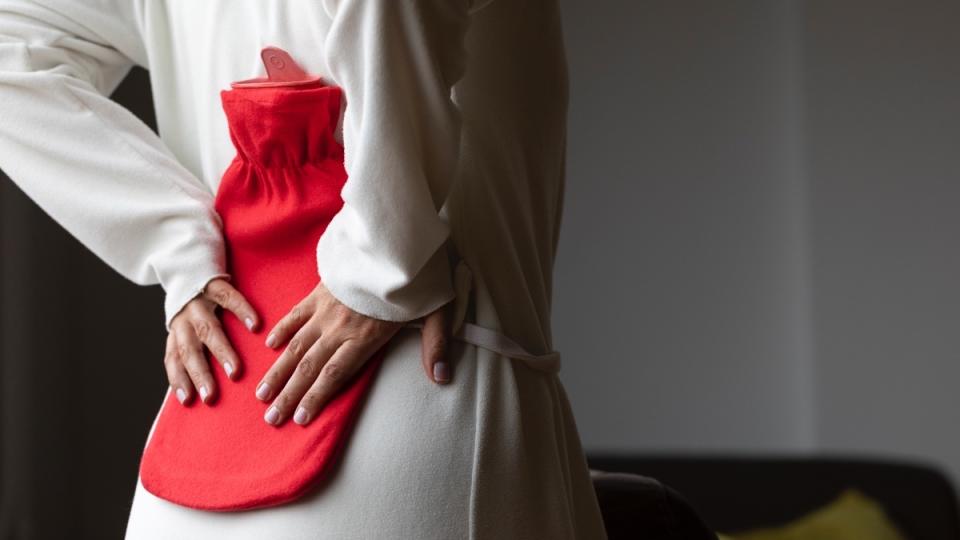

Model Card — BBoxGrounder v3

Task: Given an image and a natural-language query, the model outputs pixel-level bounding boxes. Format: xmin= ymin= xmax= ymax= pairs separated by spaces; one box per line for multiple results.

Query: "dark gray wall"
xmin=555 ymin=0 xmax=960 ymax=485
xmin=806 ymin=1 xmax=960 ymax=481
xmin=555 ymin=0 xmax=815 ymax=451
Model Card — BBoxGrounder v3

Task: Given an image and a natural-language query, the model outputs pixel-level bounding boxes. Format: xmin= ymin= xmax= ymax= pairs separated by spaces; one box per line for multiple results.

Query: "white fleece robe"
xmin=0 ymin=0 xmax=607 ymax=538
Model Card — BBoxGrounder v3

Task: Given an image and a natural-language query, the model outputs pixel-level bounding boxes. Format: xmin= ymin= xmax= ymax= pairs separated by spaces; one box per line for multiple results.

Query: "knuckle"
xmin=287 ymin=335 xmax=305 ymax=357
xmin=296 ymin=354 xmax=317 ymax=377
xmin=211 ymin=287 xmax=234 ymax=308
xmin=185 ymin=363 xmax=205 ymax=382
xmin=322 ymin=360 xmax=346 ymax=385
xmin=207 ymin=332 xmax=227 ymax=355
xmin=333 ymin=307 xmax=352 ymax=327
xmin=179 ymin=350 xmax=204 ymax=373
xmin=176 ymin=342 xmax=191 ymax=363
xmin=193 ymin=319 xmax=213 ymax=341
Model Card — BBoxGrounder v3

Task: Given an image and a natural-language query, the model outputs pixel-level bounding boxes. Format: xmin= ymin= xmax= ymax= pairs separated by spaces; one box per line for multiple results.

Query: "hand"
xmin=165 ymin=278 xmax=260 ymax=406
xmin=256 ymin=280 xmax=453 ymax=427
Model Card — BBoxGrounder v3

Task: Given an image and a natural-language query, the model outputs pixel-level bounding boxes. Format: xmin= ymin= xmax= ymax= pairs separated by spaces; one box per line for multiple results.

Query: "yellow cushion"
xmin=717 ymin=489 xmax=908 ymax=540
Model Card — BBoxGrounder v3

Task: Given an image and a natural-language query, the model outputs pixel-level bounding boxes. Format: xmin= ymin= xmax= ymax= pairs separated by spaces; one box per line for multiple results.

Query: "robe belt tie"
xmin=402 ymin=259 xmax=562 ymax=375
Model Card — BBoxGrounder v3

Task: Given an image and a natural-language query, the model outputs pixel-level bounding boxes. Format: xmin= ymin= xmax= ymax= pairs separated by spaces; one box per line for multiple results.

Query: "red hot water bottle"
xmin=138 ymin=79 xmax=386 ymax=511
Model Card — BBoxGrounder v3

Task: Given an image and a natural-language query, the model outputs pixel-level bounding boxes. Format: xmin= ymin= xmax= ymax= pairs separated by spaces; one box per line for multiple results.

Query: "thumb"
xmin=421 ymin=302 xmax=451 ymax=384
xmin=202 ymin=277 xmax=260 ymax=332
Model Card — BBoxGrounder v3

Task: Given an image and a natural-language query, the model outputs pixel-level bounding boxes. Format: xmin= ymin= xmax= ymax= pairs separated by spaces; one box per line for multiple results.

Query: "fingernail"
xmin=224 ymin=362 xmax=234 ymax=378
xmin=264 ymin=405 xmax=279 ymax=425
xmin=265 ymin=333 xmax=276 ymax=348
xmin=294 ymin=406 xmax=309 ymax=425
xmin=433 ymin=361 xmax=450 ymax=383
xmin=256 ymin=381 xmax=271 ymax=400
xmin=199 ymin=384 xmax=209 ymax=402
xmin=176 ymin=387 xmax=187 ymax=404
xmin=245 ymin=317 xmax=254 ymax=331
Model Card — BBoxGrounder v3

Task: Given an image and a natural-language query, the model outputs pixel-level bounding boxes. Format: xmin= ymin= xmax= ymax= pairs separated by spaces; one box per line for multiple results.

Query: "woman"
xmin=0 ymin=0 xmax=607 ymax=538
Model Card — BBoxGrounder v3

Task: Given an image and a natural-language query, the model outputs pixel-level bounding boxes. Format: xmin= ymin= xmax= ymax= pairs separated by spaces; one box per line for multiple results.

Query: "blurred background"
xmin=559 ymin=0 xmax=960 ymax=479
xmin=3 ymin=0 xmax=960 ymax=538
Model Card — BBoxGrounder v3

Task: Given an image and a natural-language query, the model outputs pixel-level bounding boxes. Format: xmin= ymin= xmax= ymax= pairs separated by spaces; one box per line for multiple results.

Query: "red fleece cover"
xmin=138 ymin=80 xmax=386 ymax=511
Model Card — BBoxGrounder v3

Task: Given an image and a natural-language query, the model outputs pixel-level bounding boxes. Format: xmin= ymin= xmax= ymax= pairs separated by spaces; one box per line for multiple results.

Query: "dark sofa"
xmin=588 ymin=453 xmax=960 ymax=540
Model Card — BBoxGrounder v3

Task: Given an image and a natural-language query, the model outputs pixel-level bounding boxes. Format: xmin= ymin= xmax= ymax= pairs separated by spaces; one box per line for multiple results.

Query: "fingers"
xmin=190 ymin=311 xmax=242 ymax=381
xmin=203 ymin=278 xmax=260 ymax=332
xmin=255 ymin=318 xmax=322 ymax=405
xmin=264 ymin=300 xmax=314 ymax=349
xmin=173 ymin=317 xmax=217 ymax=405
xmin=262 ymin=334 xmax=352 ymax=426
xmin=421 ymin=305 xmax=451 ymax=384
xmin=292 ymin=340 xmax=366 ymax=425
xmin=257 ymin=280 xmax=407 ymax=426
xmin=164 ymin=281 xmax=250 ymax=408
xmin=164 ymin=332 xmax=194 ymax=405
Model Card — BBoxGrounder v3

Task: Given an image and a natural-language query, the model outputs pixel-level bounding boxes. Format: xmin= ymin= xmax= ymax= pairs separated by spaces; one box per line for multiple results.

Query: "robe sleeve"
xmin=0 ymin=0 xmax=232 ymax=332
xmin=316 ymin=0 xmax=475 ymax=322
